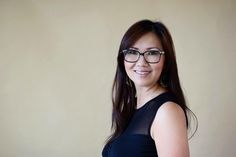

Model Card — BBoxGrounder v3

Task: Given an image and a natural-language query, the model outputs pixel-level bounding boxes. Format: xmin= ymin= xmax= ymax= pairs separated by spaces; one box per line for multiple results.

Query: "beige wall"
xmin=0 ymin=0 xmax=236 ymax=157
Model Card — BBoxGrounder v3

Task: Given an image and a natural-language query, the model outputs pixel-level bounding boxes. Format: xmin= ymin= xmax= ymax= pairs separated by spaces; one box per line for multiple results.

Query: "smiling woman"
xmin=124 ymin=32 xmax=165 ymax=91
xmin=102 ymin=19 xmax=197 ymax=157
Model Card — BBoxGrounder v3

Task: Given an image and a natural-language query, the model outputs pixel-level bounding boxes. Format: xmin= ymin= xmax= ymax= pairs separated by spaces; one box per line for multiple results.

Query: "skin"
xmin=124 ymin=32 xmax=190 ymax=157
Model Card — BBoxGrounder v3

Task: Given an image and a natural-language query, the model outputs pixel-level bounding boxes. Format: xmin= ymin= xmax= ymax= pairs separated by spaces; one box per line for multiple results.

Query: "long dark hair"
xmin=106 ymin=19 xmax=197 ymax=145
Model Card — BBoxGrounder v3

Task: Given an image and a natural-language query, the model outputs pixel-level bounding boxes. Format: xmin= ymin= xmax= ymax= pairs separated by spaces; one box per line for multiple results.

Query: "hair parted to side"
xmin=106 ymin=19 xmax=197 ymax=145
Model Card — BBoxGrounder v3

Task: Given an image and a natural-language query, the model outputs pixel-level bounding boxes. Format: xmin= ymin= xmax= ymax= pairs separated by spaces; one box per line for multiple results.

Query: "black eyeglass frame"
xmin=122 ymin=48 xmax=165 ymax=64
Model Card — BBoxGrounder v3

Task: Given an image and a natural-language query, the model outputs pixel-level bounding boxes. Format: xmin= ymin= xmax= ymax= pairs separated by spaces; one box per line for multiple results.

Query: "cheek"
xmin=153 ymin=64 xmax=163 ymax=75
xmin=124 ymin=62 xmax=133 ymax=71
xmin=124 ymin=62 xmax=135 ymax=78
xmin=152 ymin=61 xmax=165 ymax=78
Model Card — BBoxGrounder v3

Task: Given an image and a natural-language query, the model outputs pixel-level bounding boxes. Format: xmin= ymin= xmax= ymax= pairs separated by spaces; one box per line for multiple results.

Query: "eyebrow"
xmin=130 ymin=46 xmax=161 ymax=50
xmin=129 ymin=47 xmax=138 ymax=50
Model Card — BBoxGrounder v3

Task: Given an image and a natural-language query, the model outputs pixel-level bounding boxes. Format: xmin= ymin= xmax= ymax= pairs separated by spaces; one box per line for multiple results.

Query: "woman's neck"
xmin=135 ymin=84 xmax=166 ymax=109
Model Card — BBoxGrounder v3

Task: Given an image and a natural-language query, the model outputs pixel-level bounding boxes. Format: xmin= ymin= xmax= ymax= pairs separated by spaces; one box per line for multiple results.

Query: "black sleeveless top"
xmin=102 ymin=92 xmax=180 ymax=157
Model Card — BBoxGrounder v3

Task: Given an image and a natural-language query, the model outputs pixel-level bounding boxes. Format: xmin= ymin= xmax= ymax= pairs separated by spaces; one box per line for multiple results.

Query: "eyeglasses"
xmin=122 ymin=48 xmax=165 ymax=63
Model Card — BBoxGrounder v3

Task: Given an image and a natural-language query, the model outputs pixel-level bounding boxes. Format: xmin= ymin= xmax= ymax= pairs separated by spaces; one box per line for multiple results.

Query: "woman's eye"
xmin=146 ymin=51 xmax=159 ymax=55
xmin=127 ymin=50 xmax=138 ymax=55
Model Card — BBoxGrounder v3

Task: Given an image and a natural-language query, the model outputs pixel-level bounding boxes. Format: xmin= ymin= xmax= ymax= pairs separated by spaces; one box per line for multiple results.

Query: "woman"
xmin=102 ymin=19 xmax=197 ymax=157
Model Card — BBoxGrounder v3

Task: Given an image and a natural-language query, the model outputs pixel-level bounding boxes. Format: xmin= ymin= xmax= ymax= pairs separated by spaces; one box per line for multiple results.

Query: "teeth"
xmin=135 ymin=70 xmax=150 ymax=75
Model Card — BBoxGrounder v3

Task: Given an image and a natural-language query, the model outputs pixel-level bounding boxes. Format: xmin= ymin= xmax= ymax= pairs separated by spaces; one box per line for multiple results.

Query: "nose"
xmin=136 ymin=54 xmax=148 ymax=66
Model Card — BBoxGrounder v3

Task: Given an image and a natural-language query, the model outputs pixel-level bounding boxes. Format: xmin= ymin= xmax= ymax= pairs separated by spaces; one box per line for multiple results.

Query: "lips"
xmin=134 ymin=70 xmax=151 ymax=75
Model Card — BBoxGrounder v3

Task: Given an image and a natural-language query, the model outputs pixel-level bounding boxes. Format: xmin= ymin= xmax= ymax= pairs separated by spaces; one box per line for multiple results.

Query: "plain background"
xmin=0 ymin=0 xmax=236 ymax=157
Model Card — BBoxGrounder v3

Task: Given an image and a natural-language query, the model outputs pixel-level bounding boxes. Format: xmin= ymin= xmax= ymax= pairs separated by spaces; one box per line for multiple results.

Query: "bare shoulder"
xmin=151 ymin=101 xmax=187 ymax=138
xmin=150 ymin=101 xmax=189 ymax=157
xmin=156 ymin=101 xmax=186 ymax=121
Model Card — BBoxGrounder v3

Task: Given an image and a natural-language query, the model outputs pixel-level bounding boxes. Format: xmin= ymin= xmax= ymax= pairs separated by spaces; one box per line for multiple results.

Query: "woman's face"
xmin=124 ymin=32 xmax=165 ymax=88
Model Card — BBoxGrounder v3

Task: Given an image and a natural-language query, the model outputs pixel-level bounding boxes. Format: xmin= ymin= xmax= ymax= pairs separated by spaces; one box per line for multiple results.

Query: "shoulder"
xmin=156 ymin=101 xmax=186 ymax=122
xmin=150 ymin=101 xmax=189 ymax=157
xmin=151 ymin=101 xmax=187 ymax=137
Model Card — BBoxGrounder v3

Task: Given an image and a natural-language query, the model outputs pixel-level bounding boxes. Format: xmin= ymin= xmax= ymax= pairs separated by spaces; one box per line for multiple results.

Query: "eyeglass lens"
xmin=124 ymin=49 xmax=162 ymax=63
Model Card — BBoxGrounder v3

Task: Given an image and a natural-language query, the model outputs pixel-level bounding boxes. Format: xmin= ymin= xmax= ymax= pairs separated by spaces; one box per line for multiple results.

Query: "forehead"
xmin=132 ymin=32 xmax=163 ymax=50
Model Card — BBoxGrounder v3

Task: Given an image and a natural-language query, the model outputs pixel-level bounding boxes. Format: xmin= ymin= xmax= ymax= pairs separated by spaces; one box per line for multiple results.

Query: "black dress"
xmin=102 ymin=92 xmax=182 ymax=157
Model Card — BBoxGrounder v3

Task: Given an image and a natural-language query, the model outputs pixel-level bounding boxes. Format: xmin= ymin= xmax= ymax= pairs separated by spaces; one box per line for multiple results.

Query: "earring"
xmin=159 ymin=74 xmax=168 ymax=88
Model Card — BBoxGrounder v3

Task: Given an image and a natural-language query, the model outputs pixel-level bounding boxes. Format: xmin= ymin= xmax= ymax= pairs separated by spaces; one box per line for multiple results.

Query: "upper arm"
xmin=150 ymin=102 xmax=189 ymax=157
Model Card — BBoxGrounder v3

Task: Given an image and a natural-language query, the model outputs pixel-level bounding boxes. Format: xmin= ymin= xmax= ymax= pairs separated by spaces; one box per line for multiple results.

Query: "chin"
xmin=133 ymin=81 xmax=155 ymax=88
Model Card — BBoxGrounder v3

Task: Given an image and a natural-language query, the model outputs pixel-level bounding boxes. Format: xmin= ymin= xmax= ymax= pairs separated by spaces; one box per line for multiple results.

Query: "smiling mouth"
xmin=134 ymin=70 xmax=151 ymax=75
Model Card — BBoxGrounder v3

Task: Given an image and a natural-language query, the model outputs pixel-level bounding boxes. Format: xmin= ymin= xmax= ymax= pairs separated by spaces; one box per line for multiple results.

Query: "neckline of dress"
xmin=135 ymin=91 xmax=169 ymax=111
